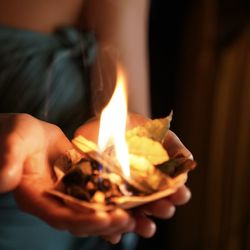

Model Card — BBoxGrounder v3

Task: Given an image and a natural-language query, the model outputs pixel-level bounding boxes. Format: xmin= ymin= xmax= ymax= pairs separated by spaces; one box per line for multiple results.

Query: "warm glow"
xmin=98 ymin=66 xmax=130 ymax=177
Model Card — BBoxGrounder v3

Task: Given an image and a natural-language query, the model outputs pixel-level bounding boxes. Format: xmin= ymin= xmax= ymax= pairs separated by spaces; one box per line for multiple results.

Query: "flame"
xmin=98 ymin=66 xmax=130 ymax=177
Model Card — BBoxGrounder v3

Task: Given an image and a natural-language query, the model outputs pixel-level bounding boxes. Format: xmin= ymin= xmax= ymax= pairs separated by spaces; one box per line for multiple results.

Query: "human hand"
xmin=0 ymin=113 xmax=135 ymax=237
xmin=125 ymin=130 xmax=192 ymax=241
xmin=75 ymin=113 xmax=193 ymax=244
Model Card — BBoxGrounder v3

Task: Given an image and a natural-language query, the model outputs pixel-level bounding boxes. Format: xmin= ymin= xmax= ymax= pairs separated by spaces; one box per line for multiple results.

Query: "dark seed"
xmin=78 ymin=161 xmax=92 ymax=175
xmin=90 ymin=160 xmax=103 ymax=171
xmin=158 ymin=157 xmax=197 ymax=177
xmin=67 ymin=186 xmax=91 ymax=201
xmin=86 ymin=181 xmax=97 ymax=196
xmin=99 ymin=179 xmax=111 ymax=191
xmin=62 ymin=167 xmax=86 ymax=185
xmin=91 ymin=174 xmax=101 ymax=185
xmin=86 ymin=181 xmax=95 ymax=190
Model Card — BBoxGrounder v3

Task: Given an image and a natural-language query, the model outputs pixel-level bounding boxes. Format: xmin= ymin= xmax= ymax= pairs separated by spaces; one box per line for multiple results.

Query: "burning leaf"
xmin=126 ymin=111 xmax=172 ymax=143
xmin=127 ymin=135 xmax=169 ymax=165
xmin=72 ymin=136 xmax=98 ymax=153
xmin=129 ymin=154 xmax=154 ymax=174
xmin=72 ymin=135 xmax=124 ymax=176
xmin=47 ymin=62 xmax=197 ymax=211
xmin=128 ymin=154 xmax=169 ymax=192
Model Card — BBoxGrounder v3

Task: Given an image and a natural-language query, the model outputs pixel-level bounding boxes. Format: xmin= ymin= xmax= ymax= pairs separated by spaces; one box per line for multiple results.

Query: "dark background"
xmin=149 ymin=0 xmax=190 ymax=118
xmin=137 ymin=0 xmax=250 ymax=250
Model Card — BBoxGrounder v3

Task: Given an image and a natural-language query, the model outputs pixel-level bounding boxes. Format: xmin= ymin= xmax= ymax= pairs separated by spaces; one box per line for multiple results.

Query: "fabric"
xmin=0 ymin=26 xmax=101 ymax=250
xmin=0 ymin=25 xmax=138 ymax=250
xmin=0 ymin=25 xmax=96 ymax=137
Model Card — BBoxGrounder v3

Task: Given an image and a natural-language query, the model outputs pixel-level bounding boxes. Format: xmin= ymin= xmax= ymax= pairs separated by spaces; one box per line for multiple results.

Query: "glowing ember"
xmin=98 ymin=66 xmax=130 ymax=177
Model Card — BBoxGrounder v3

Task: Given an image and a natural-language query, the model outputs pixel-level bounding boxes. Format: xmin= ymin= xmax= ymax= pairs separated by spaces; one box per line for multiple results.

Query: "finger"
xmin=95 ymin=209 xmax=135 ymax=236
xmin=101 ymin=219 xmax=135 ymax=236
xmin=14 ymin=178 xmax=111 ymax=234
xmin=43 ymin=123 xmax=73 ymax=159
xmin=0 ymin=134 xmax=25 ymax=193
xmin=164 ymin=131 xmax=193 ymax=159
xmin=69 ymin=208 xmax=134 ymax=237
xmin=133 ymin=212 xmax=156 ymax=238
xmin=67 ymin=211 xmax=111 ymax=237
xmin=102 ymin=234 xmax=122 ymax=244
xmin=16 ymin=177 xmax=136 ymax=237
xmin=168 ymin=185 xmax=191 ymax=205
xmin=74 ymin=118 xmax=100 ymax=142
xmin=138 ymin=199 xmax=176 ymax=219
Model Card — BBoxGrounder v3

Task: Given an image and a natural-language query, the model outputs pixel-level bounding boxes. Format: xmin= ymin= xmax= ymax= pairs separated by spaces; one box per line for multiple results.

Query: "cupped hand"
xmin=0 ymin=113 xmax=134 ymax=237
xmin=75 ymin=113 xmax=193 ymax=244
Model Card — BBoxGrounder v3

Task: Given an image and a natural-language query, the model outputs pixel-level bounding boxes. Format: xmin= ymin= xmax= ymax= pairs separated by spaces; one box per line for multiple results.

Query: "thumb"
xmin=164 ymin=131 xmax=193 ymax=159
xmin=0 ymin=140 xmax=24 ymax=193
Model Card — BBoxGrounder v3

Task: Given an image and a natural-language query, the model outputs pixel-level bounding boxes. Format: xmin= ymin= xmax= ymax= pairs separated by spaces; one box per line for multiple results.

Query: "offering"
xmin=47 ymin=66 xmax=196 ymax=212
xmin=48 ymin=113 xmax=196 ymax=212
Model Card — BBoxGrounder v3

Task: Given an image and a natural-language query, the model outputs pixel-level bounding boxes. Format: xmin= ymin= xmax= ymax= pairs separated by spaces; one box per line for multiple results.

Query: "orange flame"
xmin=98 ymin=66 xmax=130 ymax=177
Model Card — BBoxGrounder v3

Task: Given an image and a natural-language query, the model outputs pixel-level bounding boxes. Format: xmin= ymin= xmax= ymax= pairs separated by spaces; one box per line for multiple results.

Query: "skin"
xmin=0 ymin=0 xmax=192 ymax=245
xmin=0 ymin=0 xmax=150 ymax=116
xmin=0 ymin=0 xmax=84 ymax=33
xmin=82 ymin=0 xmax=151 ymax=116
xmin=75 ymin=113 xmax=193 ymax=243
xmin=0 ymin=113 xmax=192 ymax=244
xmin=0 ymin=114 xmax=134 ymax=238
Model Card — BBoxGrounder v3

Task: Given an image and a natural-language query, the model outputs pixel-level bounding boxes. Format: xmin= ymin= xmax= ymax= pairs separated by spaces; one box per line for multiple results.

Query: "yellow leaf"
xmin=128 ymin=154 xmax=168 ymax=191
xmin=127 ymin=135 xmax=169 ymax=165
xmin=126 ymin=112 xmax=172 ymax=142
xmin=129 ymin=154 xmax=155 ymax=174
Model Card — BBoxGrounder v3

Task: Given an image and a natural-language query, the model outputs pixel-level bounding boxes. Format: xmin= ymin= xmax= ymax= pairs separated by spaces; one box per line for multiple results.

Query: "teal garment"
xmin=0 ymin=26 xmax=96 ymax=137
xmin=0 ymin=26 xmax=138 ymax=250
xmin=0 ymin=191 xmax=137 ymax=250
xmin=0 ymin=26 xmax=100 ymax=250
xmin=0 ymin=193 xmax=74 ymax=250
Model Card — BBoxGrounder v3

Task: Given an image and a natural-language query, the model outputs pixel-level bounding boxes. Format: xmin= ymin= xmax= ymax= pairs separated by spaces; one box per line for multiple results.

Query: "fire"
xmin=98 ymin=66 xmax=130 ymax=177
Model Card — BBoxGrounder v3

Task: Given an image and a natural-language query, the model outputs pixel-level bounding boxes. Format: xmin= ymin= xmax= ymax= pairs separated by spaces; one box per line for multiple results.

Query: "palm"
xmin=7 ymin=115 xmax=73 ymax=224
xmin=0 ymin=114 xmax=133 ymax=237
xmin=0 ymin=113 xmax=192 ymax=242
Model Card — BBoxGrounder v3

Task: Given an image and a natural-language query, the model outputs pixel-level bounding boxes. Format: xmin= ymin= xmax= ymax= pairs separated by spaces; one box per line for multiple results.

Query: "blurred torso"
xmin=0 ymin=0 xmax=85 ymax=33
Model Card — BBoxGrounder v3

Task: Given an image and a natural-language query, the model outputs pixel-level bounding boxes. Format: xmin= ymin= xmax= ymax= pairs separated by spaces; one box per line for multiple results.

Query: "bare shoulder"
xmin=0 ymin=0 xmax=85 ymax=33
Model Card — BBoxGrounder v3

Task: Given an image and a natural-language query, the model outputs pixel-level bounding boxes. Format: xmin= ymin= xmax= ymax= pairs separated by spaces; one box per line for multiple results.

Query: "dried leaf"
xmin=158 ymin=157 xmax=197 ymax=178
xmin=72 ymin=136 xmax=98 ymax=153
xmin=127 ymin=135 xmax=169 ymax=165
xmin=128 ymin=154 xmax=169 ymax=192
xmin=72 ymin=136 xmax=123 ymax=176
xmin=126 ymin=111 xmax=172 ymax=142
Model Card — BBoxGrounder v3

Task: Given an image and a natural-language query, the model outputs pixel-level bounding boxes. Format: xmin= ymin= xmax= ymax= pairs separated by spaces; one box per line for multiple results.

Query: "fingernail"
xmin=146 ymin=222 xmax=157 ymax=238
xmin=175 ymin=149 xmax=192 ymax=159
xmin=184 ymin=187 xmax=192 ymax=202
xmin=109 ymin=235 xmax=122 ymax=244
xmin=0 ymin=166 xmax=21 ymax=193
xmin=142 ymin=208 xmax=152 ymax=216
xmin=164 ymin=205 xmax=176 ymax=219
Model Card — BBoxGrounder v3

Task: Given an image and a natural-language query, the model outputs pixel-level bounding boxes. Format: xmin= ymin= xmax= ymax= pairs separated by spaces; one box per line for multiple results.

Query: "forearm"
xmin=83 ymin=0 xmax=151 ymax=116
